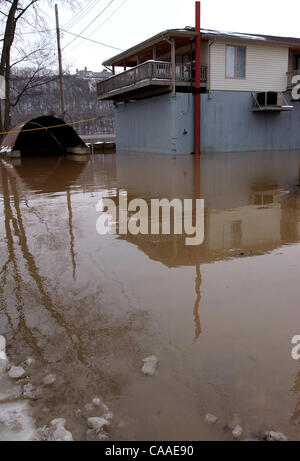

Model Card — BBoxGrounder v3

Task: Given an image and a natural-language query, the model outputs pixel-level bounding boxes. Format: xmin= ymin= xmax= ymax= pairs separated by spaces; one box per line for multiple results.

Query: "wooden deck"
xmin=97 ymin=61 xmax=207 ymax=101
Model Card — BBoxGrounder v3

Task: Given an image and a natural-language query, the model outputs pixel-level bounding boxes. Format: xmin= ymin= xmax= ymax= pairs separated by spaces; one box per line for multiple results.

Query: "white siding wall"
xmin=210 ymin=39 xmax=289 ymax=91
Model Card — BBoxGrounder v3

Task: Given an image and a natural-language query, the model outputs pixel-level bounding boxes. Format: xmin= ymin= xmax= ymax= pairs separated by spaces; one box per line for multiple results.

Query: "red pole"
xmin=194 ymin=1 xmax=201 ymax=156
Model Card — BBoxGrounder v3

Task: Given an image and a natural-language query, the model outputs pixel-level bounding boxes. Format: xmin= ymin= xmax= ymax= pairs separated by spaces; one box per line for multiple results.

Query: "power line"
xmin=62 ymin=0 xmax=101 ymax=31
xmin=62 ymin=0 xmax=97 ymax=29
xmin=62 ymin=30 xmax=123 ymax=51
xmin=62 ymin=0 xmax=116 ymax=50
xmin=85 ymin=0 xmax=130 ymax=40
xmin=63 ymin=0 xmax=129 ymax=56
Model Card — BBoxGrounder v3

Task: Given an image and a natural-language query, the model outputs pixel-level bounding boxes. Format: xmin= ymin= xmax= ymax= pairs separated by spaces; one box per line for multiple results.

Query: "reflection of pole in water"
xmin=1 ymin=167 xmax=21 ymax=331
xmin=193 ymin=262 xmax=202 ymax=341
xmin=193 ymin=152 xmax=202 ymax=341
xmin=1 ymin=166 xmax=43 ymax=353
xmin=291 ymin=369 xmax=300 ymax=425
xmin=66 ymin=189 xmax=76 ymax=279
xmin=1 ymin=165 xmax=80 ymax=356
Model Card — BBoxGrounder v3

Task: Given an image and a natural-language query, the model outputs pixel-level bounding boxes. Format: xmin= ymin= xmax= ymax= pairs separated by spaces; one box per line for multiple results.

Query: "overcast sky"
xmin=50 ymin=0 xmax=300 ymax=72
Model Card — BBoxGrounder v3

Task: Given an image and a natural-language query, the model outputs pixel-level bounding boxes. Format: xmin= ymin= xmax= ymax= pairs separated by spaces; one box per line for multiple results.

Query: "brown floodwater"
xmin=0 ymin=150 xmax=300 ymax=441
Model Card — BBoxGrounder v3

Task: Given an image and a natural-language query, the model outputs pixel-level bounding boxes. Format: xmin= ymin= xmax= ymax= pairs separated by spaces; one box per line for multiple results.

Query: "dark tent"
xmin=1 ymin=116 xmax=87 ymax=157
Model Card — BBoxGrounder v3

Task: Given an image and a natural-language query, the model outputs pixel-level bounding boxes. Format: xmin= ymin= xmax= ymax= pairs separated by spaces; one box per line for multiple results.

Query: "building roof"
xmin=103 ymin=27 xmax=300 ymax=67
xmin=195 ymin=27 xmax=300 ymax=47
xmin=103 ymin=29 xmax=197 ymax=67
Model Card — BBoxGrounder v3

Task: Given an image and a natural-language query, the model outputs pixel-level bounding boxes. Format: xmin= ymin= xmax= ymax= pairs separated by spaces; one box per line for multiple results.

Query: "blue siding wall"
xmin=115 ymin=93 xmax=194 ymax=155
xmin=202 ymin=91 xmax=300 ymax=153
xmin=115 ymin=91 xmax=300 ymax=154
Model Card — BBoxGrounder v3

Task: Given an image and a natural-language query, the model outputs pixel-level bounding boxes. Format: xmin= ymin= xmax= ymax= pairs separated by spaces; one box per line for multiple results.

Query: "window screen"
xmin=237 ymin=46 xmax=246 ymax=78
xmin=226 ymin=46 xmax=235 ymax=78
xmin=226 ymin=45 xmax=246 ymax=78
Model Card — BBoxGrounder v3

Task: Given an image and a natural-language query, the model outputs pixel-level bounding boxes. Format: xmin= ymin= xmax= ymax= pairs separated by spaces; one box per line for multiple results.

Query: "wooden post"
xmin=190 ymin=41 xmax=193 ymax=90
xmin=171 ymin=38 xmax=176 ymax=95
xmin=55 ymin=4 xmax=66 ymax=120
xmin=194 ymin=1 xmax=201 ymax=156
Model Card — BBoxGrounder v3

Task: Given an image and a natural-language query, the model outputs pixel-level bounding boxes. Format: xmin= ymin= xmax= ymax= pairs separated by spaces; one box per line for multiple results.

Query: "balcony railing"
xmin=287 ymin=69 xmax=300 ymax=90
xmin=97 ymin=60 xmax=207 ymax=98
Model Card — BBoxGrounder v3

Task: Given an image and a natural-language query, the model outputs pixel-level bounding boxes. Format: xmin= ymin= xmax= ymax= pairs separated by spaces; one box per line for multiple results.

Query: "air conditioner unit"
xmin=256 ymin=91 xmax=283 ymax=107
xmin=252 ymin=91 xmax=293 ymax=111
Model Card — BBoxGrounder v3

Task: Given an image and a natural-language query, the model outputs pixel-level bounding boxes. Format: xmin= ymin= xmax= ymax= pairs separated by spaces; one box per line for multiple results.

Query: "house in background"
xmin=76 ymin=67 xmax=112 ymax=80
xmin=96 ymin=24 xmax=300 ymax=154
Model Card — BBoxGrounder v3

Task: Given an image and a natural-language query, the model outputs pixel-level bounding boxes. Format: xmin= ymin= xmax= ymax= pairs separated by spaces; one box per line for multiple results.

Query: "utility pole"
xmin=194 ymin=1 xmax=201 ymax=156
xmin=55 ymin=4 xmax=66 ymax=120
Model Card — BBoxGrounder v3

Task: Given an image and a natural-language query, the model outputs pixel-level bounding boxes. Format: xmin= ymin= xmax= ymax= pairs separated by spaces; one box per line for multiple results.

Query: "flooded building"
xmin=97 ymin=22 xmax=300 ymax=154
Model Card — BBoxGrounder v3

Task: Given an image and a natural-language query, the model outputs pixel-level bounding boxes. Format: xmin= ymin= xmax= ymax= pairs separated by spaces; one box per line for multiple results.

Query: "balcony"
xmin=97 ymin=60 xmax=207 ymax=101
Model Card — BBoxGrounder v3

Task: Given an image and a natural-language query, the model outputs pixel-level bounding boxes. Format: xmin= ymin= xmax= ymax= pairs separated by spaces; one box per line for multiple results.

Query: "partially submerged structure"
xmin=97 ymin=3 xmax=300 ymax=154
xmin=0 ymin=116 xmax=89 ymax=157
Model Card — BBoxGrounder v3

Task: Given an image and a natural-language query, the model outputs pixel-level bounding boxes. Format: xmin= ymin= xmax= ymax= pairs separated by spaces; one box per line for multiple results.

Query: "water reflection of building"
xmin=95 ymin=151 xmax=300 ymax=345
xmin=108 ymin=151 xmax=300 ymax=265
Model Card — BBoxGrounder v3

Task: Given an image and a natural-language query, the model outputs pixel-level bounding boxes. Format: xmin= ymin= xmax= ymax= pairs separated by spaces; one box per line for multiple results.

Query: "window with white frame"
xmin=226 ymin=45 xmax=246 ymax=79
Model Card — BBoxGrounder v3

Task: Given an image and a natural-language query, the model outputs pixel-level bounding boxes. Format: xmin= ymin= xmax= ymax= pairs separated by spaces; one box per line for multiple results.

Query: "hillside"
xmin=10 ymin=73 xmax=115 ymax=136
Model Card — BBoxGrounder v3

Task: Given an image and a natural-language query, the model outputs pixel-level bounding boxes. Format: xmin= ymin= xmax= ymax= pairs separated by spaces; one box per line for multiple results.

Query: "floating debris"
xmin=0 ymin=336 xmax=6 ymax=354
xmin=8 ymin=366 xmax=26 ymax=380
xmin=0 ymin=335 xmax=7 ymax=370
xmin=50 ymin=418 xmax=73 ymax=441
xmin=84 ymin=403 xmax=94 ymax=414
xmin=36 ymin=418 xmax=73 ymax=441
xmin=24 ymin=358 xmax=35 ymax=367
xmin=232 ymin=424 xmax=243 ymax=440
xmin=141 ymin=355 xmax=158 ymax=376
xmin=0 ymin=400 xmax=36 ymax=440
xmin=87 ymin=416 xmax=110 ymax=432
xmin=236 ymin=250 xmax=265 ymax=258
xmin=22 ymin=383 xmax=43 ymax=401
xmin=92 ymin=396 xmax=109 ymax=412
xmin=205 ymin=413 xmax=218 ymax=424
xmin=264 ymin=431 xmax=288 ymax=441
xmin=87 ymin=415 xmax=111 ymax=440
xmin=229 ymin=413 xmax=242 ymax=429
xmin=92 ymin=397 xmax=102 ymax=407
xmin=85 ymin=397 xmax=113 ymax=441
xmin=42 ymin=374 xmax=56 ymax=386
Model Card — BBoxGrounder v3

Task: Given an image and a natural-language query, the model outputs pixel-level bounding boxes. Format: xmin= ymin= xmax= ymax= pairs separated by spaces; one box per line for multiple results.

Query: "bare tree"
xmin=10 ymin=69 xmax=115 ymax=136
xmin=0 ymin=0 xmax=79 ymax=140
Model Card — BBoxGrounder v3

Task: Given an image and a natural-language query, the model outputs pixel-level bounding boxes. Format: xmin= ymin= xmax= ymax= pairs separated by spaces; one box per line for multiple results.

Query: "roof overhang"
xmin=198 ymin=27 xmax=300 ymax=49
xmin=103 ymin=29 xmax=197 ymax=67
xmin=103 ymin=27 xmax=300 ymax=67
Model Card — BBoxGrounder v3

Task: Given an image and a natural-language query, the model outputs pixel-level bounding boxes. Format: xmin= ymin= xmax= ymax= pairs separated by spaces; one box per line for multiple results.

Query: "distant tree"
xmin=0 ymin=0 xmax=80 ymax=140
xmin=10 ymin=70 xmax=115 ymax=136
